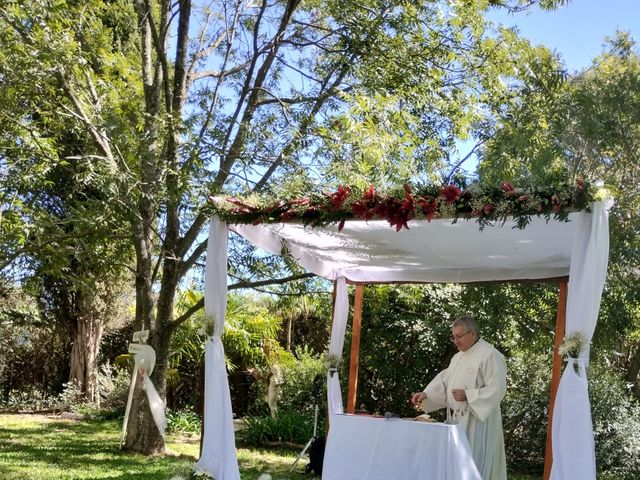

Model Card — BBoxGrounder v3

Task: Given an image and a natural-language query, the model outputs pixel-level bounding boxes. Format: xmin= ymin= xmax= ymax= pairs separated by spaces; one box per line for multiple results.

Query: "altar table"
xmin=322 ymin=414 xmax=482 ymax=480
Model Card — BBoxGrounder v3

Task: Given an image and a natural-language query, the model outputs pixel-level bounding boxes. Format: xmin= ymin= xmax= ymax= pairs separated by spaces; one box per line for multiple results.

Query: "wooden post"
xmin=346 ymin=284 xmax=365 ymax=414
xmin=543 ymin=279 xmax=568 ymax=480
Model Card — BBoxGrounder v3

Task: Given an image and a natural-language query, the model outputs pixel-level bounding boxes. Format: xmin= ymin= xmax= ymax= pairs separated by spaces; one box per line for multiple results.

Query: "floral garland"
xmin=209 ymin=179 xmax=600 ymax=231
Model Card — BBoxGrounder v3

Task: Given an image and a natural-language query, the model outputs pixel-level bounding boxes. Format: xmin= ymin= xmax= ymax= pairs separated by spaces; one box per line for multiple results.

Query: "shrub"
xmin=167 ymin=407 xmax=202 ymax=436
xmin=0 ymin=387 xmax=58 ymax=413
xmin=0 ymin=312 xmax=69 ymax=403
xmin=352 ymin=285 xmax=463 ymax=417
xmin=246 ymin=346 xmax=326 ymax=421
xmin=589 ymin=362 xmax=640 ymax=480
xmin=97 ymin=363 xmax=130 ymax=414
xmin=278 ymin=346 xmax=326 ymax=417
xmin=54 ymin=382 xmax=86 ymax=413
xmin=41 ymin=364 xmax=131 ymax=420
xmin=502 ymin=352 xmax=550 ymax=474
xmin=502 ymin=352 xmax=640 ymax=479
xmin=239 ymin=410 xmax=313 ymax=446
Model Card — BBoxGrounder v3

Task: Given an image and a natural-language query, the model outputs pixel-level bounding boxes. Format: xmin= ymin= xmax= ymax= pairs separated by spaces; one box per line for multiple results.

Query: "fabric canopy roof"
xmin=231 ymin=213 xmax=582 ymax=283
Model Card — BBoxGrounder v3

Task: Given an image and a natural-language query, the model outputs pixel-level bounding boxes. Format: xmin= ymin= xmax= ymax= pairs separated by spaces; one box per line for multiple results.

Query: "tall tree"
xmin=0 ymin=0 xmax=135 ymax=402
xmin=0 ymin=0 xmax=569 ymax=453
xmin=479 ymin=32 xmax=640 ymax=394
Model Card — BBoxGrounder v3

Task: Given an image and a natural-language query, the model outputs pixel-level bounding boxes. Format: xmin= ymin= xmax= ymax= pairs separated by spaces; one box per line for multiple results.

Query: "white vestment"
xmin=423 ymin=339 xmax=507 ymax=480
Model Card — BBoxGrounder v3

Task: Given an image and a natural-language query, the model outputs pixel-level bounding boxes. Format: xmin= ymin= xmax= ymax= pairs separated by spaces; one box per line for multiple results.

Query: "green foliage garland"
xmin=210 ymin=180 xmax=600 ymax=231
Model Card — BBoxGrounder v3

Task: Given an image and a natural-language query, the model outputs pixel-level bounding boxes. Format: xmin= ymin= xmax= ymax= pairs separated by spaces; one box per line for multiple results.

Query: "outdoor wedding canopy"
xmin=195 ymin=183 xmax=610 ymax=480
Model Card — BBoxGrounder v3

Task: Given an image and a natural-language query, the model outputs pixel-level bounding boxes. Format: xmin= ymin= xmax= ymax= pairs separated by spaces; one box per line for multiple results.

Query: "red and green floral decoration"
xmin=210 ymin=180 xmax=602 ymax=231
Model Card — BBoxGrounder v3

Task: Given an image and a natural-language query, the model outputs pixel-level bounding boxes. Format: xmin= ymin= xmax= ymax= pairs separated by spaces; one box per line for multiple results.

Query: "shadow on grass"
xmin=0 ymin=415 xmax=317 ymax=480
xmin=0 ymin=415 xmax=538 ymax=479
xmin=0 ymin=415 xmax=195 ymax=480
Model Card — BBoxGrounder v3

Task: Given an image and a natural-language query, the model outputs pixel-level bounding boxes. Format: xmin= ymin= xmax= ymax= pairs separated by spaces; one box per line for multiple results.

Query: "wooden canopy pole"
xmin=543 ymin=279 xmax=568 ymax=480
xmin=346 ymin=284 xmax=365 ymax=414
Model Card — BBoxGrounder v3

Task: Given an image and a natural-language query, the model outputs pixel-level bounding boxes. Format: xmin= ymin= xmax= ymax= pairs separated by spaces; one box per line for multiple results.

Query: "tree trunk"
xmin=286 ymin=315 xmax=293 ymax=351
xmin=68 ymin=313 xmax=104 ymax=404
xmin=124 ymin=252 xmax=166 ymax=454
xmin=123 ymin=374 xmax=164 ymax=454
xmin=123 ymin=326 xmax=171 ymax=454
xmin=627 ymin=346 xmax=640 ymax=397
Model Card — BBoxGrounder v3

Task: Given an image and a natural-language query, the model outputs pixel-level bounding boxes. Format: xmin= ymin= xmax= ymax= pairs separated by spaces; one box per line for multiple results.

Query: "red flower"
xmin=276 ymin=198 xmax=310 ymax=222
xmin=518 ymin=195 xmax=528 ymax=202
xmin=290 ymin=198 xmax=310 ymax=207
xmin=551 ymin=194 xmax=562 ymax=213
xmin=386 ymin=184 xmax=414 ymax=232
xmin=304 ymin=205 xmax=319 ymax=216
xmin=576 ymin=178 xmax=585 ymax=192
xmin=384 ymin=197 xmax=414 ymax=231
xmin=326 ymin=186 xmax=351 ymax=210
xmin=416 ymin=195 xmax=439 ymax=222
xmin=352 ymin=185 xmax=383 ymax=220
xmin=279 ymin=210 xmax=297 ymax=221
xmin=265 ymin=200 xmax=287 ymax=214
xmin=502 ymin=182 xmax=518 ymax=197
xmin=483 ymin=204 xmax=494 ymax=215
xmin=401 ymin=184 xmax=414 ymax=211
xmin=226 ymin=197 xmax=259 ymax=214
xmin=440 ymin=185 xmax=462 ymax=204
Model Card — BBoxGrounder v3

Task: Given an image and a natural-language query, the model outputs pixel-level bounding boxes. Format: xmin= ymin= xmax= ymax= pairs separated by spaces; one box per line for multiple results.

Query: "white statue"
xmin=267 ymin=364 xmax=284 ymax=418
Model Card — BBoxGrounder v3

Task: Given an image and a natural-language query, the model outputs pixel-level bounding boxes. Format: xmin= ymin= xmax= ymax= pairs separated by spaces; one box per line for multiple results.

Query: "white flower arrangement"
xmin=187 ymin=468 xmax=215 ymax=480
xmin=185 ymin=465 xmax=216 ymax=480
xmin=323 ymin=352 xmax=342 ymax=370
xmin=197 ymin=315 xmax=216 ymax=337
xmin=558 ymin=331 xmax=587 ymax=358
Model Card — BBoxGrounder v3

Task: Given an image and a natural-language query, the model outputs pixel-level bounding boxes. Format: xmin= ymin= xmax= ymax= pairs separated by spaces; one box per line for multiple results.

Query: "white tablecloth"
xmin=322 ymin=414 xmax=482 ymax=480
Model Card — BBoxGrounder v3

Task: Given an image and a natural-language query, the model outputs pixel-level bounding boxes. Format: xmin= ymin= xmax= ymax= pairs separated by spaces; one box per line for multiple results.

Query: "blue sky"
xmin=490 ymin=0 xmax=640 ymax=72
xmin=452 ymin=0 xmax=640 ymax=177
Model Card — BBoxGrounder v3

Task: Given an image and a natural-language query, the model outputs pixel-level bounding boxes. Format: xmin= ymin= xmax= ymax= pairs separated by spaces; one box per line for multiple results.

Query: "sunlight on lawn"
xmin=0 ymin=415 xmax=313 ymax=480
xmin=0 ymin=414 xmax=536 ymax=479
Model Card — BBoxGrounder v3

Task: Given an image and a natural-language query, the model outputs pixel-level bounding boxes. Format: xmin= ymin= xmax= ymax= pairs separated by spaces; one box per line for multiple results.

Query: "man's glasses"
xmin=451 ymin=330 xmax=472 ymax=342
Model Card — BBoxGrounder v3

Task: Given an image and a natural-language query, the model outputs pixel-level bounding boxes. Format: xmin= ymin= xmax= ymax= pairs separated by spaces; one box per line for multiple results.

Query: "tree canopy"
xmin=0 ymin=0 xmax=597 ymax=454
xmin=479 ymin=31 xmax=640 ymax=393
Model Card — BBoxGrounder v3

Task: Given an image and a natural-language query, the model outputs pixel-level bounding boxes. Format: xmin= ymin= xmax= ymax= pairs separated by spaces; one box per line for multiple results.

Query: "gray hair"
xmin=452 ymin=315 xmax=480 ymax=336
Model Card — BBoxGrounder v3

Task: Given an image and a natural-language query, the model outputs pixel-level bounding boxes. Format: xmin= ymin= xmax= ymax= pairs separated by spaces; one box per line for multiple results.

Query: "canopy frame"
xmin=341 ymin=278 xmax=568 ymax=480
xmin=198 ymin=200 xmax=610 ymax=480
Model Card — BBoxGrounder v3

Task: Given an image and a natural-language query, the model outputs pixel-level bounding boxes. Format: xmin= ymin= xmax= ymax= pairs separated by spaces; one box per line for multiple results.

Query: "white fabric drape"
xmin=142 ymin=375 xmax=167 ymax=436
xmin=551 ymin=201 xmax=610 ymax=480
xmin=327 ymin=277 xmax=348 ymax=415
xmin=196 ymin=218 xmax=240 ymax=480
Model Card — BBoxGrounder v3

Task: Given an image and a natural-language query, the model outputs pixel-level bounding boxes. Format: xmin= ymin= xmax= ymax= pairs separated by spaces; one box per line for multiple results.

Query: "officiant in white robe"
xmin=411 ymin=315 xmax=507 ymax=480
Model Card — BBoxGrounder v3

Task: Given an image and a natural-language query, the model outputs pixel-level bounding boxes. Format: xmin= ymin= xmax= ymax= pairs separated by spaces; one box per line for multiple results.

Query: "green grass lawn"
xmin=0 ymin=414 xmax=538 ymax=479
xmin=0 ymin=414 xmax=312 ymax=480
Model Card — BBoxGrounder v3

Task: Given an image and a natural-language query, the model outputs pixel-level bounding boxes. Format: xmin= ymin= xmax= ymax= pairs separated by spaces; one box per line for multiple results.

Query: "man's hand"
xmin=411 ymin=391 xmax=426 ymax=406
xmin=452 ymin=389 xmax=467 ymax=402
